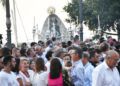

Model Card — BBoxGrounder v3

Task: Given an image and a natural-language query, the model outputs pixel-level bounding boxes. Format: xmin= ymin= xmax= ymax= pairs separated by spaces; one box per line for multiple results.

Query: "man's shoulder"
xmin=0 ymin=70 xmax=6 ymax=74
xmin=38 ymin=71 xmax=48 ymax=80
xmin=0 ymin=71 xmax=3 ymax=76
xmin=86 ymin=63 xmax=94 ymax=70
xmin=76 ymin=61 xmax=84 ymax=70
xmin=40 ymin=71 xmax=48 ymax=75
xmin=93 ymin=62 xmax=105 ymax=73
xmin=0 ymin=71 xmax=8 ymax=78
xmin=28 ymin=70 xmax=34 ymax=76
xmin=80 ymin=60 xmax=84 ymax=65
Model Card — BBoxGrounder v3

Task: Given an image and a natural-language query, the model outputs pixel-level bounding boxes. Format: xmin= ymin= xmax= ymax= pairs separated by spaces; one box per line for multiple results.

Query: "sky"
xmin=0 ymin=0 xmax=96 ymax=45
xmin=14 ymin=0 xmax=70 ymax=43
xmin=0 ymin=0 xmax=71 ymax=44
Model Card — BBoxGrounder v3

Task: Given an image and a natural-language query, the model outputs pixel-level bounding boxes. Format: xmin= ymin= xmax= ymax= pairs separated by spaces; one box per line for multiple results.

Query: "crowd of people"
xmin=0 ymin=36 xmax=120 ymax=86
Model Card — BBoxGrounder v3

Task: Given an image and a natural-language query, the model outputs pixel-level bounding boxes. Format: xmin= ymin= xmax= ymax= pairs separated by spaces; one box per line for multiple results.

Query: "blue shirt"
xmin=71 ymin=60 xmax=85 ymax=86
xmin=84 ymin=62 xmax=94 ymax=86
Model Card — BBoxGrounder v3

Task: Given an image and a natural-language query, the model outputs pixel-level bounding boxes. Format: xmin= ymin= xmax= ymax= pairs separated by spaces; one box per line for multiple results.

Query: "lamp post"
xmin=79 ymin=0 xmax=83 ymax=41
xmin=6 ymin=0 xmax=12 ymax=49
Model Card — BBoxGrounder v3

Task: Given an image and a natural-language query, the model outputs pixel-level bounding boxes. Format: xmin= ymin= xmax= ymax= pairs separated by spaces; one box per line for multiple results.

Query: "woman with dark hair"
xmin=31 ymin=58 xmax=48 ymax=86
xmin=48 ymin=58 xmax=63 ymax=86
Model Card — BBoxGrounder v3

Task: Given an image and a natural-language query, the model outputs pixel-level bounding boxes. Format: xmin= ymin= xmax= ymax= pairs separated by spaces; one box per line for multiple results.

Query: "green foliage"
xmin=63 ymin=0 xmax=120 ymax=39
xmin=63 ymin=0 xmax=79 ymax=25
xmin=92 ymin=34 xmax=100 ymax=40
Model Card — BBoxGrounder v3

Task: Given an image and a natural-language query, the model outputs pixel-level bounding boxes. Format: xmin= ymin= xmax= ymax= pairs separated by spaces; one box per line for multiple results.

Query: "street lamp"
xmin=6 ymin=0 xmax=12 ymax=49
xmin=79 ymin=0 xmax=83 ymax=41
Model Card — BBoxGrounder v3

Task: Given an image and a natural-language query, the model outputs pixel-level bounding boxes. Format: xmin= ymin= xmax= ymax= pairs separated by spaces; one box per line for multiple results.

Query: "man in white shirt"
xmin=92 ymin=50 xmax=120 ymax=86
xmin=0 ymin=55 xmax=19 ymax=86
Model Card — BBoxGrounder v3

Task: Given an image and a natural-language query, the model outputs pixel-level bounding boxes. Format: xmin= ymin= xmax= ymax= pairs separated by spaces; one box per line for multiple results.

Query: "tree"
xmin=63 ymin=0 xmax=120 ymax=40
xmin=63 ymin=0 xmax=98 ymax=30
xmin=64 ymin=0 xmax=79 ymax=25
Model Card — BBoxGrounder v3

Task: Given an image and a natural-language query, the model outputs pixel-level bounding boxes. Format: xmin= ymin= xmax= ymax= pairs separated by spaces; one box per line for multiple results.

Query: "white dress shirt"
xmin=92 ymin=61 xmax=120 ymax=86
